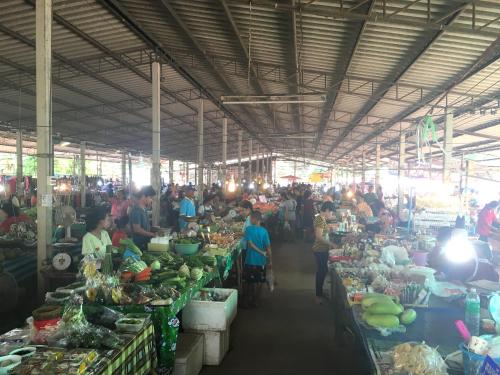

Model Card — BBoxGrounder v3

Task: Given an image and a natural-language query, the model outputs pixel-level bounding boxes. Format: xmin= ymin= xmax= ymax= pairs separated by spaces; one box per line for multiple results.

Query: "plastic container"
xmin=460 ymin=342 xmax=500 ymax=375
xmin=185 ymin=327 xmax=230 ymax=366
xmin=412 ymin=251 xmax=428 ymax=266
xmin=115 ymin=318 xmax=145 ymax=333
xmin=0 ymin=355 xmax=22 ymax=374
xmin=174 ymin=333 xmax=204 ymax=375
xmin=9 ymin=346 xmax=36 ymax=358
xmin=465 ymin=288 xmax=481 ymax=337
xmin=175 ymin=243 xmax=201 ymax=256
xmin=125 ymin=313 xmax=151 ymax=322
xmin=182 ymin=288 xmax=238 ymax=331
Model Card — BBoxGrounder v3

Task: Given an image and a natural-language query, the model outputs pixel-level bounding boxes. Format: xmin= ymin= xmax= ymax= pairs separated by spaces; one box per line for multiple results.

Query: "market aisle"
xmin=200 ymin=239 xmax=344 ymax=375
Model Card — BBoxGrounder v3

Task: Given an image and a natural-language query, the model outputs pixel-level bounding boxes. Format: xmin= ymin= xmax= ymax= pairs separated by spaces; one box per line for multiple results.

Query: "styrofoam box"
xmin=174 ymin=333 xmax=204 ymax=375
xmin=185 ymin=327 xmax=230 ymax=366
xmin=182 ymin=288 xmax=238 ymax=331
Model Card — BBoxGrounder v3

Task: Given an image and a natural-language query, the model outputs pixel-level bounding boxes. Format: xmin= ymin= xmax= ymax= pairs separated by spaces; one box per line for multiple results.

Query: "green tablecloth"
xmin=329 ymin=268 xmax=464 ymax=375
xmin=215 ymin=242 xmax=242 ymax=281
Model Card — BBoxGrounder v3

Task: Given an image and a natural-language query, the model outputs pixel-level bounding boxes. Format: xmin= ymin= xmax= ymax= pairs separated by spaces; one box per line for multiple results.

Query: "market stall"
xmin=328 ymin=231 xmax=500 ymax=375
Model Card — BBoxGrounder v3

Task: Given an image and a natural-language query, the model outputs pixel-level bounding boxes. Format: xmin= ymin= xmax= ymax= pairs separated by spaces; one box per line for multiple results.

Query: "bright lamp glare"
xmin=249 ymin=182 xmax=255 ymax=190
xmin=0 ymin=185 xmax=4 ymax=193
xmin=227 ymin=177 xmax=236 ymax=193
xmin=346 ymin=190 xmax=353 ymax=198
xmin=263 ymin=183 xmax=269 ymax=189
xmin=323 ymin=186 xmax=328 ymax=193
xmin=443 ymin=232 xmax=475 ymax=263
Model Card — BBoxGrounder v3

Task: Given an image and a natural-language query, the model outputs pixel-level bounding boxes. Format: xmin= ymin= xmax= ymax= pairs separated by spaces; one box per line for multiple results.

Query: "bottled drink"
xmin=465 ymin=288 xmax=481 ymax=337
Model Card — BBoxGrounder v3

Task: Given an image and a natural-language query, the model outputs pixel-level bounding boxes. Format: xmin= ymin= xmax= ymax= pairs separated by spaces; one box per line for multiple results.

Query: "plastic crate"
xmin=182 ymin=288 xmax=238 ymax=331
xmin=174 ymin=333 xmax=204 ymax=375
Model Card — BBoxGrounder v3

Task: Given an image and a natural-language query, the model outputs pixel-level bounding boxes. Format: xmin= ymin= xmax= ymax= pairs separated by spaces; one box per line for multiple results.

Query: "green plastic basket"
xmin=174 ymin=242 xmax=201 ymax=255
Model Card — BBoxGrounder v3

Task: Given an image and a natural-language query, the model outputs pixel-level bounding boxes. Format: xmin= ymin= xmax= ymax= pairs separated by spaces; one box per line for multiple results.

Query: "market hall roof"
xmin=0 ymin=0 xmax=498 ymax=165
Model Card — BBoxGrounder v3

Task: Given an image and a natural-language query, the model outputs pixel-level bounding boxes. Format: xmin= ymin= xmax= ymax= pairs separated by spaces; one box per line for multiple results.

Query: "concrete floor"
xmin=200 ymin=239 xmax=350 ymax=375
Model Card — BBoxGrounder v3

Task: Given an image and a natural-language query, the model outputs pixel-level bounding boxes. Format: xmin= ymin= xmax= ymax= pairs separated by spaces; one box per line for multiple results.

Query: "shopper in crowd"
xmin=82 ymin=206 xmax=112 ymax=259
xmin=179 ymin=187 xmax=196 ymax=230
xmin=303 ymin=190 xmax=315 ymax=242
xmin=198 ymin=195 xmax=215 ymax=219
xmin=280 ymin=191 xmax=297 ymax=241
xmin=356 ymin=193 xmax=373 ymax=220
xmin=0 ymin=201 xmax=31 ymax=233
xmin=477 ymin=201 xmax=499 ymax=242
xmin=364 ymin=184 xmax=378 ymax=207
xmin=110 ymin=189 xmax=129 ymax=221
xmin=312 ymin=201 xmax=336 ymax=305
xmin=112 ymin=215 xmax=129 ymax=247
xmin=129 ymin=186 xmax=156 ymax=249
xmin=243 ymin=210 xmax=272 ymax=308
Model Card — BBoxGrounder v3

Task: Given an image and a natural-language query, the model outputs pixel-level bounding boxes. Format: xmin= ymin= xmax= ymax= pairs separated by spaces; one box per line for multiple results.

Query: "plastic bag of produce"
xmin=392 ymin=342 xmax=448 ymax=375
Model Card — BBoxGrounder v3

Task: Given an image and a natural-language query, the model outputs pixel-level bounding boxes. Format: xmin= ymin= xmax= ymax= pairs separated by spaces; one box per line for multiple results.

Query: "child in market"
xmin=112 ymin=215 xmax=129 ymax=247
xmin=243 ymin=210 xmax=272 ymax=308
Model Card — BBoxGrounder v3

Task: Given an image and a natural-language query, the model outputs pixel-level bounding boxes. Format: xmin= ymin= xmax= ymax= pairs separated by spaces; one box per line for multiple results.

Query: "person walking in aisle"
xmin=243 ymin=210 xmax=272 ymax=308
xmin=312 ymin=201 xmax=336 ymax=305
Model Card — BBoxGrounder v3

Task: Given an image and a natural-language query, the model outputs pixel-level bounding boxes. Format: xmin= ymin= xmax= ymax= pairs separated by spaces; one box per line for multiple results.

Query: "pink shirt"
xmin=477 ymin=209 xmax=496 ymax=236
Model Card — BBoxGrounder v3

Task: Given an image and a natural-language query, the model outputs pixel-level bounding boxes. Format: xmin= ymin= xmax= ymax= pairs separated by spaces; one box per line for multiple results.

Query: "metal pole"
xmin=36 ymin=0 xmax=52 ymax=299
xmin=443 ymin=109 xmax=454 ymax=183
xmin=80 ymin=142 xmax=86 ymax=207
xmin=151 ymin=60 xmax=161 ymax=226
xmin=16 ymin=130 xmax=23 ymax=196
xmin=128 ymin=153 xmax=133 ymax=196
xmin=185 ymin=163 xmax=189 ymax=184
xmin=237 ymin=130 xmax=242 ymax=186
xmin=222 ymin=118 xmax=227 ymax=191
xmin=121 ymin=152 xmax=127 ymax=189
xmin=168 ymin=159 xmax=174 ymax=184
xmin=256 ymin=144 xmax=260 ymax=176
xmin=375 ymin=144 xmax=381 ymax=186
xmin=198 ymin=99 xmax=204 ymax=201
xmin=398 ymin=133 xmax=406 ymax=213
xmin=248 ymin=139 xmax=253 ymax=182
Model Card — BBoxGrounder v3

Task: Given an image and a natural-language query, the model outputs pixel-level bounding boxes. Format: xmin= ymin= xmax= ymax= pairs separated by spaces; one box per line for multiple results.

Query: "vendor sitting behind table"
xmin=82 ymin=207 xmax=112 ymax=259
xmin=0 ymin=201 xmax=31 ymax=234
xmin=356 ymin=193 xmax=373 ymax=221
xmin=129 ymin=186 xmax=156 ymax=249
xmin=179 ymin=187 xmax=196 ymax=230
xmin=198 ymin=195 xmax=215 ymax=220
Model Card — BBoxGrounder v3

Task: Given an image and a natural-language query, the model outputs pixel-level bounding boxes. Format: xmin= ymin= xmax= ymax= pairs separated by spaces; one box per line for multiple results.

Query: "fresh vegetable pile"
xmin=361 ymin=293 xmax=417 ymax=331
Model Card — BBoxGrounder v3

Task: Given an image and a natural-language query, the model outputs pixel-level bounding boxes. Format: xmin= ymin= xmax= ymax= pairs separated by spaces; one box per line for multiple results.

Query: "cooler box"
xmin=174 ymin=333 xmax=204 ymax=375
xmin=185 ymin=327 xmax=230 ymax=366
xmin=182 ymin=288 xmax=238 ymax=331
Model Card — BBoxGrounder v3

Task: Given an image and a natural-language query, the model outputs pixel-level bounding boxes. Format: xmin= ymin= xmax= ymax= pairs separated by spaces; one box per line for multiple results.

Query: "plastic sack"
xmin=267 ymin=268 xmax=275 ymax=293
xmin=382 ymin=245 xmax=409 ymax=266
xmin=392 ymin=342 xmax=448 ymax=375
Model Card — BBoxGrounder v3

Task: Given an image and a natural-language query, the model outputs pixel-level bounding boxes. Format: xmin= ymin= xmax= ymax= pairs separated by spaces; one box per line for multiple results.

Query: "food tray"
xmin=115 ymin=318 xmax=145 ymax=333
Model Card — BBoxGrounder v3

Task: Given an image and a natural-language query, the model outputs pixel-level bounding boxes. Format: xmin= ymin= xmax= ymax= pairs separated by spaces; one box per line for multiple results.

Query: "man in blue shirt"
xmin=243 ymin=210 xmax=272 ymax=308
xmin=179 ymin=187 xmax=196 ymax=230
xmin=130 ymin=186 xmax=156 ymax=249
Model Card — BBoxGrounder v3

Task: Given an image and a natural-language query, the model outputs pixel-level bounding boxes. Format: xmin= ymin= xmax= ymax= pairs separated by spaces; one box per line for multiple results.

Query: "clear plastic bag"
xmin=392 ymin=342 xmax=448 ymax=374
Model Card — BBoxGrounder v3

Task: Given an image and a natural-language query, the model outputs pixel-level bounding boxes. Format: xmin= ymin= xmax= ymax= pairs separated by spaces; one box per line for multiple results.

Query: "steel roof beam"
xmin=325 ymin=2 xmax=470 ymax=158
xmin=98 ymin=0 xmax=269 ymax=149
xmin=218 ymin=0 xmax=281 ymax=133
xmin=0 ymin=23 xmax=197 ymax=132
xmin=312 ymin=0 xmax=374 ymax=153
xmin=157 ymin=0 xmax=272 ymax=149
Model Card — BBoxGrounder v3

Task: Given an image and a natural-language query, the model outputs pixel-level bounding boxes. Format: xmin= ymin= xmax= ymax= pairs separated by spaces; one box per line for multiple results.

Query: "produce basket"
xmin=460 ymin=339 xmax=500 ymax=375
xmin=175 ymin=242 xmax=201 ymax=256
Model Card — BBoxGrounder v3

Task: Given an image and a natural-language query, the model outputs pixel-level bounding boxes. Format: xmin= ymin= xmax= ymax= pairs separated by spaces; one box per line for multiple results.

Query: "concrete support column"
xmin=375 ymin=144 xmax=381 ymax=187
xmin=255 ymin=144 xmax=260 ymax=176
xmin=121 ymin=152 xmax=127 ymax=189
xmin=237 ymin=130 xmax=242 ymax=185
xmin=398 ymin=133 xmax=406 ymax=213
xmin=198 ymin=99 xmax=204 ymax=201
xmin=80 ymin=142 xmax=86 ymax=207
xmin=16 ymin=130 xmax=23 ymax=196
xmin=36 ymin=0 xmax=52 ymax=298
xmin=361 ymin=151 xmax=366 ymax=192
xmin=443 ymin=109 xmax=454 ymax=183
xmin=248 ymin=139 xmax=253 ymax=182
xmin=185 ymin=163 xmax=189 ymax=184
xmin=151 ymin=61 xmax=161 ymax=226
xmin=222 ymin=118 xmax=227 ymax=191
xmin=168 ymin=159 xmax=174 ymax=184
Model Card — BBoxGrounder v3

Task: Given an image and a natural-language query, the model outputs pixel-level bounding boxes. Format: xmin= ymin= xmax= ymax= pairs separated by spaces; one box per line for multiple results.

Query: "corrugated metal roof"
xmin=0 ymin=0 xmax=498 ymax=166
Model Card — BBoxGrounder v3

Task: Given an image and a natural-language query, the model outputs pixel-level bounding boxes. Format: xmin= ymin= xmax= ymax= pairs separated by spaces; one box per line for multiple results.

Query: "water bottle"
xmin=465 ymin=288 xmax=481 ymax=337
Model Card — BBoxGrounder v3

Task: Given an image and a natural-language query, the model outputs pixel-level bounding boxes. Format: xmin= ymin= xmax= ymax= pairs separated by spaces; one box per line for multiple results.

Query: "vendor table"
xmin=108 ymin=243 xmax=242 ymax=375
xmin=329 ymin=268 xmax=464 ymax=375
xmin=12 ymin=322 xmax=156 ymax=375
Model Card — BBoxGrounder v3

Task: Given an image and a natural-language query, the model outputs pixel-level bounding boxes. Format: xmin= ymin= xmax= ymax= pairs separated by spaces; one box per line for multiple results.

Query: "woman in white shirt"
xmin=82 ymin=207 xmax=112 ymax=259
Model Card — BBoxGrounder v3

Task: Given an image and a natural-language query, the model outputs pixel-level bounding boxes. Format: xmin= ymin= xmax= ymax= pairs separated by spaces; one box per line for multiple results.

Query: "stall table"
xmin=329 ymin=267 xmax=464 ymax=374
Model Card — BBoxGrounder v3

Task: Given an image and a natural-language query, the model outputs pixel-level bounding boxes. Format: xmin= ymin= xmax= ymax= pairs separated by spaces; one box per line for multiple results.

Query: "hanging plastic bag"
xmin=267 ymin=267 xmax=275 ymax=293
